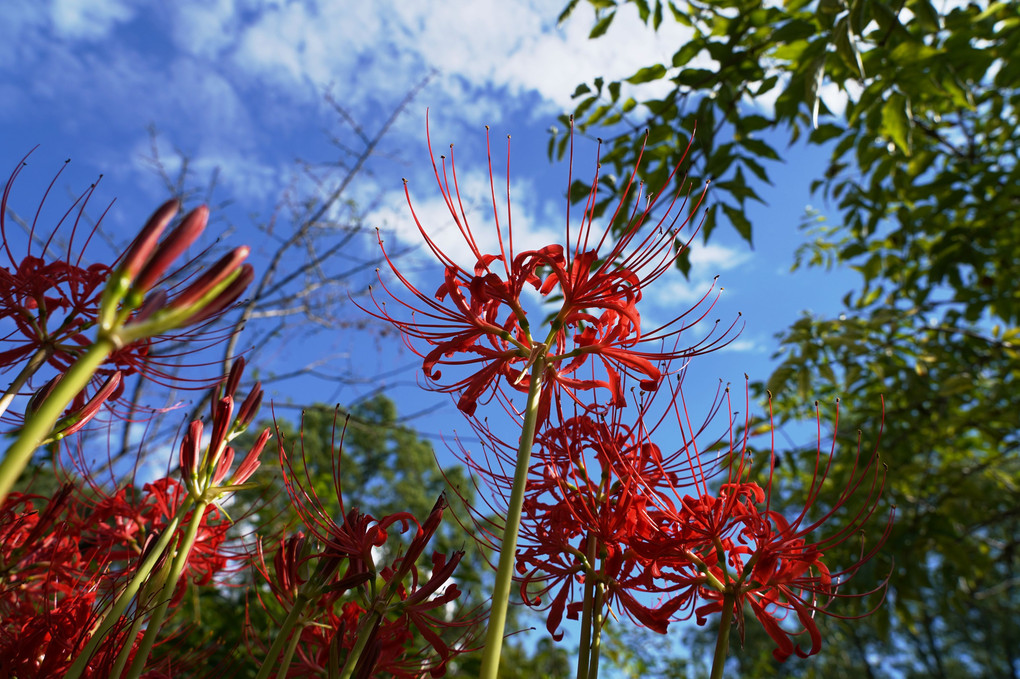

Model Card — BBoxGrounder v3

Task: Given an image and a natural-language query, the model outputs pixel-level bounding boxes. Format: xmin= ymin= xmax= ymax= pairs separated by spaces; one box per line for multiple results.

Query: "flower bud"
xmin=180 ymin=420 xmax=204 ymax=482
xmin=169 ymin=247 xmax=250 ymax=313
xmin=131 ymin=205 xmax=208 ymax=296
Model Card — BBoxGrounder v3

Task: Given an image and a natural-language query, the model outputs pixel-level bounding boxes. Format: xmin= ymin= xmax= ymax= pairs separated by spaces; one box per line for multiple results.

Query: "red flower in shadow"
xmin=636 ymin=394 xmax=894 ymax=661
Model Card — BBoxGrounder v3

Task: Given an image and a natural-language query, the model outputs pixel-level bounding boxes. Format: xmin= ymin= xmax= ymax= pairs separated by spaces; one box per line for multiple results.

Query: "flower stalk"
xmin=254 ymin=593 xmax=312 ymax=679
xmin=64 ymin=506 xmax=186 ymax=679
xmin=122 ymin=499 xmax=212 ymax=679
xmin=710 ymin=593 xmax=736 ymax=679
xmin=0 ymin=336 xmax=116 ymax=504
xmin=575 ymin=533 xmax=598 ymax=679
xmin=0 ymin=345 xmax=52 ymax=422
xmin=479 ymin=354 xmax=546 ymax=679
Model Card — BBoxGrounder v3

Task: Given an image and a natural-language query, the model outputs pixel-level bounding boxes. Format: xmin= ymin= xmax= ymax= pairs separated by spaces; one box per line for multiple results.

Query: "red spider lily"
xmin=265 ymin=417 xmax=479 ymax=677
xmin=362 ymin=115 xmax=739 ymax=421
xmin=180 ymin=357 xmax=269 ymax=502
xmin=0 ymin=157 xmax=112 ymax=366
xmin=78 ymin=478 xmax=235 ymax=598
xmin=274 ymin=546 xmax=478 ymax=679
xmin=0 ymin=155 xmax=251 ymax=431
xmin=636 ymin=395 xmax=894 ymax=661
xmin=0 ymin=486 xmax=87 ymax=617
xmin=501 ymin=411 xmax=691 ymax=639
xmin=0 ymin=584 xmax=188 ymax=679
xmin=0 ymin=589 xmax=101 ymax=678
xmin=277 ymin=411 xmax=416 ymax=573
xmin=0 ymin=483 xmax=194 ymax=678
xmin=446 ymin=377 xmax=732 ymax=635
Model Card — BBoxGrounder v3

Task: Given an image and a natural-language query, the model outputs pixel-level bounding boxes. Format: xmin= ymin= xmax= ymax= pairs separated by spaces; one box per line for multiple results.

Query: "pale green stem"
xmin=709 ymin=593 xmax=736 ymax=679
xmin=110 ymin=549 xmax=176 ymax=679
xmin=253 ymin=594 xmax=311 ymax=679
xmin=109 ymin=613 xmax=145 ymax=679
xmin=339 ymin=610 xmax=383 ymax=679
xmin=588 ymin=582 xmax=605 ymax=679
xmin=0 ymin=337 xmax=115 ymax=506
xmin=575 ymin=533 xmax=598 ymax=679
xmin=275 ymin=624 xmax=304 ymax=679
xmin=0 ymin=345 xmax=52 ymax=422
xmin=123 ymin=500 xmax=211 ymax=679
xmin=479 ymin=359 xmax=545 ymax=679
xmin=64 ymin=509 xmax=185 ymax=679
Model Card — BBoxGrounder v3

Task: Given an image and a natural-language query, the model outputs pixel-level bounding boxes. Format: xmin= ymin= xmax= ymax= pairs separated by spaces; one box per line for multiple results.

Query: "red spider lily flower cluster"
xmin=370 ymin=120 xmax=893 ymax=674
xmin=248 ymin=415 xmax=482 ymax=678
xmin=0 ymin=480 xmax=234 ymax=677
xmin=361 ymin=116 xmax=738 ymax=423
xmin=0 ymin=156 xmax=254 ymax=446
xmin=179 ymin=357 xmax=268 ymax=503
xmin=466 ymin=381 xmax=893 ymax=662
xmin=0 ymin=356 xmax=268 ymax=677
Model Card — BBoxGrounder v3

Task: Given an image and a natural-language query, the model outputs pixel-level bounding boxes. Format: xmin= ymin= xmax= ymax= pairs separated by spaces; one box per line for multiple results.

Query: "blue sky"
xmin=1 ymin=0 xmax=860 ymax=453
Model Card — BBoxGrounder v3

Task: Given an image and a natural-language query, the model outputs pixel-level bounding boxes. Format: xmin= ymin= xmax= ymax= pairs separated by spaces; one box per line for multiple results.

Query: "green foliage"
xmin=563 ymin=0 xmax=1020 ymax=675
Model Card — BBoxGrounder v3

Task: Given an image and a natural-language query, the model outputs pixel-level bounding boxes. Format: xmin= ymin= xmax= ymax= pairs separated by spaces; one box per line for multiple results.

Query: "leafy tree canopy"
xmin=559 ymin=1 xmax=1020 ymax=676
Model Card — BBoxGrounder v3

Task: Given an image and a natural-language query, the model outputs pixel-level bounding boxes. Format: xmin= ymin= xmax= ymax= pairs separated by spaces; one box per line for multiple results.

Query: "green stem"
xmin=253 ymin=594 xmax=311 ymax=679
xmin=123 ymin=500 xmax=211 ymax=679
xmin=588 ymin=581 xmax=606 ymax=679
xmin=110 ymin=549 xmax=176 ymax=679
xmin=275 ymin=624 xmax=304 ymax=679
xmin=575 ymin=533 xmax=598 ymax=679
xmin=709 ymin=593 xmax=737 ymax=679
xmin=479 ymin=359 xmax=546 ymax=679
xmin=339 ymin=610 xmax=383 ymax=679
xmin=0 ymin=337 xmax=115 ymax=505
xmin=0 ymin=345 xmax=52 ymax=422
xmin=64 ymin=508 xmax=185 ymax=679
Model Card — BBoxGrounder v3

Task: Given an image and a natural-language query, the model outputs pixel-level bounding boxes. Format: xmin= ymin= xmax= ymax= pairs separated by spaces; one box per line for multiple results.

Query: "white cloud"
xmin=50 ymin=0 xmax=136 ymax=39
xmin=166 ymin=0 xmax=695 ymax=124
xmin=644 ymin=240 xmax=751 ymax=307
xmin=373 ymin=162 xmax=561 ymax=275
xmin=718 ymin=338 xmax=762 ymax=354
xmin=170 ymin=0 xmax=242 ymax=58
xmin=689 ymin=241 xmax=752 ymax=271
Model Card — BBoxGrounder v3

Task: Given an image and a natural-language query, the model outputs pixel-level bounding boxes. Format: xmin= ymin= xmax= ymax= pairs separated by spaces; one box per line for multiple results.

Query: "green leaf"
xmin=674 ymin=245 xmax=692 ymax=278
xmin=881 ymin=91 xmax=912 ymax=155
xmin=572 ymin=83 xmax=592 ymax=98
xmin=738 ymin=114 xmax=773 ymax=133
xmin=722 ymin=202 xmax=753 ymax=244
xmin=634 ymin=0 xmax=651 ymax=23
xmin=569 ymin=179 xmax=592 ymax=203
xmin=889 ymin=41 xmax=941 ymax=65
xmin=557 ymin=0 xmax=580 ymax=25
xmin=671 ymin=41 xmax=702 ymax=68
xmin=700 ymin=203 xmax=718 ymax=242
xmin=739 ymin=137 xmax=780 ymax=161
xmin=808 ymin=123 xmax=845 ymax=144
xmin=910 ymin=0 xmax=941 ymax=31
xmin=740 ymin=155 xmax=770 ymax=183
xmin=834 ymin=16 xmax=866 ymax=78
xmin=770 ymin=18 xmax=817 ymax=44
xmin=626 ymin=63 xmax=667 ymax=84
xmin=667 ymin=0 xmax=690 ymax=25
xmin=589 ymin=11 xmax=616 ymax=39
xmin=674 ymin=67 xmax=715 ymax=87
xmin=574 ymin=94 xmax=599 ymax=118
